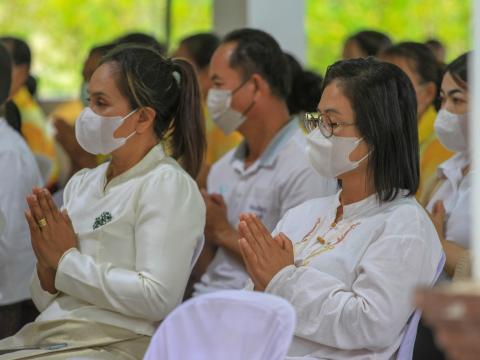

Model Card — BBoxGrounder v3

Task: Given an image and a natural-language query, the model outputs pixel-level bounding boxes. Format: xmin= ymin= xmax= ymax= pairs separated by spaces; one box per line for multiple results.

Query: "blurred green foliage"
xmin=0 ymin=0 xmax=471 ymax=98
xmin=305 ymin=0 xmax=471 ymax=74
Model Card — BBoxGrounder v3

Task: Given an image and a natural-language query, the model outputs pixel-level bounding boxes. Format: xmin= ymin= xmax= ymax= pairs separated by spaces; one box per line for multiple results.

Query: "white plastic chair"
xmin=396 ymin=253 xmax=446 ymax=360
xmin=143 ymin=290 xmax=296 ymax=360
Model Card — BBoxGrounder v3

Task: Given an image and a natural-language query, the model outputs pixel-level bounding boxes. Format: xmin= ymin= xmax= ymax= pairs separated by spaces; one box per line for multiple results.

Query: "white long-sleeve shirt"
xmin=0 ymin=118 xmax=43 ymax=305
xmin=263 ymin=191 xmax=443 ymax=359
xmin=31 ymin=145 xmax=206 ymax=335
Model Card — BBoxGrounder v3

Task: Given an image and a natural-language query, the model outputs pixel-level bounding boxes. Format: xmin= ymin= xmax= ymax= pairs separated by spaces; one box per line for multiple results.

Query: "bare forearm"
xmin=442 ymin=240 xmax=467 ymax=277
xmin=37 ymin=263 xmax=57 ymax=294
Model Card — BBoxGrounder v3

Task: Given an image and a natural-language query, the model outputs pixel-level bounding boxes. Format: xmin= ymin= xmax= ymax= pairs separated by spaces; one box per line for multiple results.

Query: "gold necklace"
xmin=295 ymin=219 xmax=360 ymax=266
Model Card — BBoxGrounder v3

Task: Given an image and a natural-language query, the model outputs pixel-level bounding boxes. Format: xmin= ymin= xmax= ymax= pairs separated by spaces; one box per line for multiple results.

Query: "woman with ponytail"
xmin=0 ymin=45 xmax=206 ymax=359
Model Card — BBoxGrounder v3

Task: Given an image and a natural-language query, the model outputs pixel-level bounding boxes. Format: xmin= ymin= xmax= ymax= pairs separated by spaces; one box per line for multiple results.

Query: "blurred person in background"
xmin=52 ymin=43 xmax=116 ymax=185
xmin=0 ymin=42 xmax=43 ymax=339
xmin=0 ymin=36 xmax=59 ymax=191
xmin=380 ymin=42 xmax=453 ymax=201
xmin=342 ymin=30 xmax=392 ymax=59
xmin=425 ymin=38 xmax=446 ymax=64
xmin=284 ymin=52 xmax=323 ymax=121
xmin=115 ymin=32 xmax=166 ymax=55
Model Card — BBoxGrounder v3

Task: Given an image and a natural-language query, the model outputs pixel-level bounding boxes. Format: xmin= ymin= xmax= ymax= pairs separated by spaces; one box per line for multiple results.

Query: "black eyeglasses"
xmin=304 ymin=112 xmax=356 ymax=138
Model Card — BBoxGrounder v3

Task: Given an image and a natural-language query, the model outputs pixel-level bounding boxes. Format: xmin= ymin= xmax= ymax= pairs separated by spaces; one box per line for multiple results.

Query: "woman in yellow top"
xmin=380 ymin=42 xmax=453 ymax=202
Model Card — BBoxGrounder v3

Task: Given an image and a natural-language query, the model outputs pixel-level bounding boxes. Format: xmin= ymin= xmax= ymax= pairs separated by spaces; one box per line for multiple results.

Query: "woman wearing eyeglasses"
xmin=238 ymin=58 xmax=443 ymax=359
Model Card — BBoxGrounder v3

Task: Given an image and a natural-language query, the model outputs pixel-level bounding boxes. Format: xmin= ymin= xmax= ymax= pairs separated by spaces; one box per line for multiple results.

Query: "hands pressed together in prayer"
xmin=24 ymin=187 xmax=77 ymax=294
xmin=238 ymin=213 xmax=294 ymax=291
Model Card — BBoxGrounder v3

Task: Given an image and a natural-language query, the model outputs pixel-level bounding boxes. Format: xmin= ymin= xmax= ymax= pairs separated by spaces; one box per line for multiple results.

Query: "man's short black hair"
xmin=222 ymin=28 xmax=291 ymax=100
xmin=0 ymin=36 xmax=31 ymax=67
xmin=115 ymin=32 xmax=166 ymax=56
xmin=347 ymin=30 xmax=392 ymax=57
xmin=179 ymin=33 xmax=220 ymax=70
xmin=323 ymin=57 xmax=419 ymax=202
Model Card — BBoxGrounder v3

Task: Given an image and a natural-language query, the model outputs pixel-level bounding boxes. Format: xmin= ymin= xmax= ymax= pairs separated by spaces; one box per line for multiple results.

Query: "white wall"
xmin=213 ymin=0 xmax=306 ymax=63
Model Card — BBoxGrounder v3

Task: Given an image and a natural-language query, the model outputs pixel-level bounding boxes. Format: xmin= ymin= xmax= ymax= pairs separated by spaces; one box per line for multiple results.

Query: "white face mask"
xmin=434 ymin=109 xmax=469 ymax=153
xmin=207 ymin=80 xmax=254 ymax=135
xmin=306 ymin=128 xmax=369 ymax=178
xmin=75 ymin=107 xmax=138 ymax=155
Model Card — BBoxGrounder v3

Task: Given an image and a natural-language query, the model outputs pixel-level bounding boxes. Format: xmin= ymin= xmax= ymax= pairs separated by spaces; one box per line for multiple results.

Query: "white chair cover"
xmin=143 ymin=290 xmax=296 ymax=360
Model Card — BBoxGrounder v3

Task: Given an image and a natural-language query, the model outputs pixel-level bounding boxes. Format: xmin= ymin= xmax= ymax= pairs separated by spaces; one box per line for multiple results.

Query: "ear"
xmin=135 ymin=107 xmax=156 ymax=134
xmin=16 ymin=64 xmax=29 ymax=85
xmin=421 ymin=81 xmax=437 ymax=106
xmin=250 ymin=73 xmax=269 ymax=100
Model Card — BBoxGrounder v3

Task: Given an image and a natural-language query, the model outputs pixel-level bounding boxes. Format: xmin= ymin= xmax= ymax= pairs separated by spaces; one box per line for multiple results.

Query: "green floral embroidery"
xmin=93 ymin=212 xmax=112 ymax=230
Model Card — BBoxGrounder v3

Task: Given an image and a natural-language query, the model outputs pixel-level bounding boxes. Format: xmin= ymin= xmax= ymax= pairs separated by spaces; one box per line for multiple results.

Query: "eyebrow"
xmin=447 ymin=89 xmax=464 ymax=97
xmin=316 ymin=107 xmax=342 ymax=115
xmin=89 ymin=91 xmax=109 ymax=98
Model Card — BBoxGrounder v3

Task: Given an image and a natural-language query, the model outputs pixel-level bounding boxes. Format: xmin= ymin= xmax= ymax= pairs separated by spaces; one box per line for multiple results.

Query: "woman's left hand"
xmin=25 ymin=188 xmax=77 ymax=270
xmin=431 ymin=200 xmax=446 ymax=242
xmin=238 ymin=213 xmax=294 ymax=291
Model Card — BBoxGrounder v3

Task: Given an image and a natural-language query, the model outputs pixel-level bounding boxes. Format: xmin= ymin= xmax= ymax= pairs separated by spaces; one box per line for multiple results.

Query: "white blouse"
xmin=263 ymin=191 xmax=443 ymax=359
xmin=30 ymin=145 xmax=206 ymax=336
xmin=426 ymin=152 xmax=470 ymax=250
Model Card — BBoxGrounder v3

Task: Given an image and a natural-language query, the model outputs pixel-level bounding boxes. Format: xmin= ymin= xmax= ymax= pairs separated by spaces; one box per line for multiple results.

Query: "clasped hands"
xmin=24 ymin=187 xmax=77 ymax=292
xmin=238 ymin=213 xmax=294 ymax=291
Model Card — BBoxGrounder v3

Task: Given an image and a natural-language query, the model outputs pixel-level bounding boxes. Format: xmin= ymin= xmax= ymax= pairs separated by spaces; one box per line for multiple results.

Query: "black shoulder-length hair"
xmin=323 ymin=57 xmax=419 ymax=202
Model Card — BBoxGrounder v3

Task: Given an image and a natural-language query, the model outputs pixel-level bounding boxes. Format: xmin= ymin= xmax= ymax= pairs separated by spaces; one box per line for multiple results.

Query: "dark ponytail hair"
xmin=101 ymin=45 xmax=206 ymax=178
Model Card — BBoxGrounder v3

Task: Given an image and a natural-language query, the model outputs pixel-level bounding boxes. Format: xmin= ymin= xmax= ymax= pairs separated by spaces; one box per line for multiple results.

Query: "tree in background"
xmin=0 ymin=0 xmax=470 ymax=98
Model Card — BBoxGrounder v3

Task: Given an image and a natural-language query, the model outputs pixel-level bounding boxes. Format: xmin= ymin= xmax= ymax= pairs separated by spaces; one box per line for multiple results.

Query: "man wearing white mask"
xmin=192 ymin=28 xmax=337 ymax=295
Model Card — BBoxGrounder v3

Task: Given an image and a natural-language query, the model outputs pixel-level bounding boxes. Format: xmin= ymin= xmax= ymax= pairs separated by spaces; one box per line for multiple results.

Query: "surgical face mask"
xmin=434 ymin=109 xmax=469 ymax=153
xmin=80 ymin=81 xmax=89 ymax=107
xmin=207 ymin=80 xmax=254 ymax=134
xmin=306 ymin=128 xmax=369 ymax=178
xmin=75 ymin=107 xmax=138 ymax=155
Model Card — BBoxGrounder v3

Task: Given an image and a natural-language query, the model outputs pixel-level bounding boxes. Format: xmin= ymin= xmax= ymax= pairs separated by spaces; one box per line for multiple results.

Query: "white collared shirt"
xmin=194 ymin=120 xmax=337 ymax=295
xmin=264 ymin=191 xmax=443 ymax=359
xmin=426 ymin=152 xmax=471 ymax=250
xmin=31 ymin=145 xmax=206 ymax=335
xmin=0 ymin=118 xmax=43 ymax=305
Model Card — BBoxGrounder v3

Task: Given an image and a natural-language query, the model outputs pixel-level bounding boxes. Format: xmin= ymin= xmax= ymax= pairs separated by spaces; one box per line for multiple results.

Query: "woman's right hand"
xmin=24 ymin=191 xmax=58 ymax=294
xmin=431 ymin=200 xmax=446 ymax=242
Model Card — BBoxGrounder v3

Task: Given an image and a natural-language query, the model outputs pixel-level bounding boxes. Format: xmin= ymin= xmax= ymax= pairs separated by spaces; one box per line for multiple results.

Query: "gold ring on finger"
xmin=38 ymin=218 xmax=47 ymax=228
